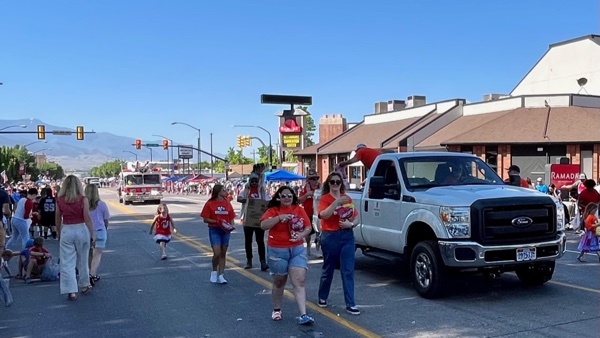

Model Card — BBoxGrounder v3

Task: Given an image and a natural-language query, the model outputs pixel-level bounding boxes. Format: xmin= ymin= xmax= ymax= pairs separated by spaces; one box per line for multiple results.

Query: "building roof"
xmin=295 ymin=143 xmax=319 ymax=156
xmin=382 ymin=111 xmax=441 ymax=147
xmin=417 ymin=106 xmax=600 ymax=148
xmin=317 ymin=116 xmax=423 ymax=155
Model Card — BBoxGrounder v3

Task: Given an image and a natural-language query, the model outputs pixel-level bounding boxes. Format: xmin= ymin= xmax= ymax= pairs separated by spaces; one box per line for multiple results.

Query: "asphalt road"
xmin=1 ymin=189 xmax=599 ymax=338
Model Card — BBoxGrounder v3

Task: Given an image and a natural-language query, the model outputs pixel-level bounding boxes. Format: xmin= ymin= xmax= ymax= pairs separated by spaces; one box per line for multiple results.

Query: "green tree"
xmin=90 ymin=160 xmax=122 ymax=178
xmin=0 ymin=145 xmax=39 ymax=182
xmin=256 ymin=145 xmax=279 ymax=167
xmin=37 ymin=162 xmax=65 ymax=180
xmin=297 ymin=106 xmax=316 ymax=146
xmin=214 ymin=147 xmax=252 ymax=173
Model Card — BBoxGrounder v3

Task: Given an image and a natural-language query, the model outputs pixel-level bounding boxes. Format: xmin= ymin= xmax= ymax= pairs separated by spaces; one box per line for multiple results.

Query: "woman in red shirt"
xmin=317 ymin=172 xmax=360 ymax=315
xmin=201 ymin=184 xmax=236 ymax=284
xmin=260 ymin=186 xmax=313 ymax=325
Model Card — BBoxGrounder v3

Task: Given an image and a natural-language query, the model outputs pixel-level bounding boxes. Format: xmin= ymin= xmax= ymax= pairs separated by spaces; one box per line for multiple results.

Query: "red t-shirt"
xmin=154 ymin=214 xmax=173 ymax=236
xmin=260 ymin=205 xmax=310 ymax=248
xmin=579 ymin=189 xmax=600 ymax=208
xmin=299 ymin=185 xmax=317 ymax=217
xmin=29 ymin=246 xmax=49 ymax=265
xmin=356 ymin=147 xmax=382 ymax=170
xmin=318 ymin=193 xmax=358 ymax=232
xmin=584 ymin=214 xmax=598 ymax=232
xmin=23 ymin=199 xmax=33 ymax=220
xmin=31 ymin=202 xmax=40 ymax=224
xmin=201 ymin=199 xmax=236 ymax=228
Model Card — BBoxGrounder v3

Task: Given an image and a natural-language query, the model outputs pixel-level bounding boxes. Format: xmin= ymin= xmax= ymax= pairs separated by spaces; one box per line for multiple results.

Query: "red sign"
xmin=549 ymin=164 xmax=580 ymax=188
xmin=279 ymin=118 xmax=302 ymax=134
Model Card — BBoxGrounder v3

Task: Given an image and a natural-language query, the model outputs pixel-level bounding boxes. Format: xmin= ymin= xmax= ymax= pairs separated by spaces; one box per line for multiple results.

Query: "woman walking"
xmin=260 ymin=186 xmax=314 ymax=325
xmin=56 ymin=175 xmax=94 ymax=301
xmin=317 ymin=171 xmax=360 ymax=315
xmin=84 ymin=184 xmax=110 ymax=282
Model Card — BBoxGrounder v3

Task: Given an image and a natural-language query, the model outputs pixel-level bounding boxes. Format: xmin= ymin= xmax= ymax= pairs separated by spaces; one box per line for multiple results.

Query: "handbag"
xmin=219 ymin=220 xmax=235 ymax=233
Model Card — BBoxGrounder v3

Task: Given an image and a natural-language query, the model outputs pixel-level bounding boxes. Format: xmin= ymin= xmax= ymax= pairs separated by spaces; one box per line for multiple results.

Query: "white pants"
xmin=5 ymin=218 xmax=30 ymax=250
xmin=59 ymin=224 xmax=91 ymax=294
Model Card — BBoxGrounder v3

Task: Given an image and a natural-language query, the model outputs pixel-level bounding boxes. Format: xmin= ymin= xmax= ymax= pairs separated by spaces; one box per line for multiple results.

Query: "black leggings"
xmin=243 ymin=227 xmax=266 ymax=261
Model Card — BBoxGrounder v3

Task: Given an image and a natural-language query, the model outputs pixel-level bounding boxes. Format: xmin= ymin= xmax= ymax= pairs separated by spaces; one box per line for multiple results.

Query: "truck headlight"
xmin=554 ymin=198 xmax=565 ymax=231
xmin=440 ymin=207 xmax=470 ymax=238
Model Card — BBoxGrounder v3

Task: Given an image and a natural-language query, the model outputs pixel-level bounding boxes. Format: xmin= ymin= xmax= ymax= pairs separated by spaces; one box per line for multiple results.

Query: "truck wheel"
xmin=515 ymin=261 xmax=555 ymax=286
xmin=410 ymin=240 xmax=447 ymax=299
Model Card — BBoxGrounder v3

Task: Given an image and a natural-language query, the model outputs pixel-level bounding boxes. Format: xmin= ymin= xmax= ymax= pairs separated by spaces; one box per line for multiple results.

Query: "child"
xmin=576 ymin=203 xmax=599 ymax=262
xmin=24 ymin=237 xmax=51 ymax=284
xmin=149 ymin=204 xmax=177 ymax=260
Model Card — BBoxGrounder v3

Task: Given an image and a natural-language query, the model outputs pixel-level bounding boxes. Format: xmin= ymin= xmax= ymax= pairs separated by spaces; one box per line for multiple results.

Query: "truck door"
xmin=361 ymin=159 xmax=403 ymax=250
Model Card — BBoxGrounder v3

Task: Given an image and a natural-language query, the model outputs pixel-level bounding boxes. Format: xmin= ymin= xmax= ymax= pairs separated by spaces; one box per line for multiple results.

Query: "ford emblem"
xmin=511 ymin=216 xmax=533 ymax=228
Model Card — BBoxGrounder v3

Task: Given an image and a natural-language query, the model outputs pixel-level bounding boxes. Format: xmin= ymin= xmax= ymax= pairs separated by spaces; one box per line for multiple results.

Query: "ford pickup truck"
xmin=314 ymin=152 xmax=566 ymax=298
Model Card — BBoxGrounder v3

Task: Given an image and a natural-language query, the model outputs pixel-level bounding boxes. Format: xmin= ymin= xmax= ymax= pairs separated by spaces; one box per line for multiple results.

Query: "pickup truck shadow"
xmin=353 ymin=253 xmax=554 ymax=299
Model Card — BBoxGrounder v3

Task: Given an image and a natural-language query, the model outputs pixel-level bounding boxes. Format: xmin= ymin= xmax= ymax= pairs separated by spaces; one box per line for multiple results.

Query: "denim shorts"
xmin=267 ymin=245 xmax=308 ymax=276
xmin=94 ymin=229 xmax=107 ymax=249
xmin=209 ymin=227 xmax=231 ymax=246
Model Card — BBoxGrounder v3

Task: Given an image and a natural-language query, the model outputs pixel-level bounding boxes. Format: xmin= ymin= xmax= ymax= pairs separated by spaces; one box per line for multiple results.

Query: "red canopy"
xmin=189 ymin=174 xmax=217 ymax=183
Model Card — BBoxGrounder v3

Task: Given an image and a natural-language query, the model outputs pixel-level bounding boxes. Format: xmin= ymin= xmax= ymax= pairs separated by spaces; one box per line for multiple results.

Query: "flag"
xmin=0 ymin=170 xmax=7 ymax=183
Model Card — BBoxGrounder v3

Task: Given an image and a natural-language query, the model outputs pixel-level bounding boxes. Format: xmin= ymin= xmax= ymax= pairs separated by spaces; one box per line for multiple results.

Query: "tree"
xmin=213 ymin=147 xmax=253 ymax=173
xmin=37 ymin=162 xmax=65 ymax=180
xmin=90 ymin=160 xmax=122 ymax=178
xmin=256 ymin=145 xmax=279 ymax=167
xmin=0 ymin=145 xmax=39 ymax=183
xmin=297 ymin=106 xmax=316 ymax=146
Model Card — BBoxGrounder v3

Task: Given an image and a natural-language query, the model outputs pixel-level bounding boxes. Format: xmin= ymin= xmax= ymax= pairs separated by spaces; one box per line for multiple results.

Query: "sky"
xmin=0 ymin=0 xmax=598 ymax=155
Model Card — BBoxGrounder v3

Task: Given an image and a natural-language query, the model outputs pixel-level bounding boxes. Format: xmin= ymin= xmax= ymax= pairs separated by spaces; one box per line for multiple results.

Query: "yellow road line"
xmin=547 ymin=280 xmax=600 ymax=294
xmin=107 ymin=200 xmax=382 ymax=338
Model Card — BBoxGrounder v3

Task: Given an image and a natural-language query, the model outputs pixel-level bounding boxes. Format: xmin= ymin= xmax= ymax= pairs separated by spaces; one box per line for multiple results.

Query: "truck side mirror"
xmin=368 ymin=176 xmax=385 ymax=199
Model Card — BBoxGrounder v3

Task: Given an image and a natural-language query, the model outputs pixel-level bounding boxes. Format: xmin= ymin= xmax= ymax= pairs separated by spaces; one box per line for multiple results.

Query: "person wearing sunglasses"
xmin=317 ymin=172 xmax=360 ymax=315
xmin=298 ymin=169 xmax=321 ymax=257
xmin=260 ymin=186 xmax=314 ymax=325
xmin=237 ymin=172 xmax=269 ymax=271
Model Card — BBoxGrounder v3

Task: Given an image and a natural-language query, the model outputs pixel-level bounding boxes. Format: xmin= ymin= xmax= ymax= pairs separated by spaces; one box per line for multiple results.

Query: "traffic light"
xmin=37 ymin=125 xmax=45 ymax=140
xmin=76 ymin=126 xmax=84 ymax=140
xmin=135 ymin=139 xmax=142 ymax=149
xmin=162 ymin=139 xmax=169 ymax=150
xmin=244 ymin=136 xmax=251 ymax=147
xmin=237 ymin=135 xmax=243 ymax=148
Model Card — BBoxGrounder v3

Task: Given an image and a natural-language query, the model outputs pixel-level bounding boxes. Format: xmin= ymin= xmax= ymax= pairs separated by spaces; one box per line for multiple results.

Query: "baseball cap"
xmin=25 ymin=239 xmax=34 ymax=248
xmin=507 ymin=165 xmax=520 ymax=173
xmin=356 ymin=144 xmax=367 ymax=150
xmin=307 ymin=169 xmax=319 ymax=178
xmin=579 ymin=173 xmax=587 ymax=180
xmin=536 ymin=177 xmax=542 ymax=182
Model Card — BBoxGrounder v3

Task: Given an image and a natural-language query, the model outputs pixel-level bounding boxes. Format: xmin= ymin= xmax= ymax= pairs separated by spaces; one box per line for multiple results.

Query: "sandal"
xmin=67 ymin=293 xmax=78 ymax=301
xmin=271 ymin=310 xmax=282 ymax=321
xmin=91 ymin=275 xmax=100 ymax=282
xmin=81 ymin=286 xmax=92 ymax=295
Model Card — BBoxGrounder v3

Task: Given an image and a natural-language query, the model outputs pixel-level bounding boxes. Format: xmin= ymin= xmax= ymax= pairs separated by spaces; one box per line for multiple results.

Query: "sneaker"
xmin=298 ymin=314 xmax=314 ymax=326
xmin=271 ymin=310 xmax=282 ymax=321
xmin=209 ymin=271 xmax=218 ymax=283
xmin=318 ymin=299 xmax=327 ymax=308
xmin=346 ymin=306 xmax=361 ymax=315
xmin=161 ymin=255 xmax=167 ymax=260
xmin=217 ymin=275 xmax=227 ymax=284
xmin=24 ymin=278 xmax=32 ymax=284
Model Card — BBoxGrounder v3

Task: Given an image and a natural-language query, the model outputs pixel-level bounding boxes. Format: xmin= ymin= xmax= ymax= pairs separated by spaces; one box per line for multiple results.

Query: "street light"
xmin=145 ymin=146 xmax=153 ymax=162
xmin=152 ymin=134 xmax=174 ymax=175
xmin=171 ymin=122 xmax=201 ymax=172
xmin=122 ymin=150 xmax=138 ymax=161
xmin=232 ymin=125 xmax=273 ymax=168
xmin=0 ymin=124 xmax=27 ymax=132
xmin=24 ymin=140 xmax=47 ymax=147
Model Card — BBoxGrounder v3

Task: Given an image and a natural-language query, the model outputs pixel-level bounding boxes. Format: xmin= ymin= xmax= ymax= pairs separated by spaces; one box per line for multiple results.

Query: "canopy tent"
xmin=264 ymin=170 xmax=305 ymax=182
xmin=189 ymin=174 xmax=217 ymax=183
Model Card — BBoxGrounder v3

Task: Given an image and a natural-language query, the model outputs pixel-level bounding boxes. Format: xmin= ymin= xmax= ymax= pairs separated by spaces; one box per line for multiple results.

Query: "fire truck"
xmin=118 ymin=161 xmax=163 ymax=205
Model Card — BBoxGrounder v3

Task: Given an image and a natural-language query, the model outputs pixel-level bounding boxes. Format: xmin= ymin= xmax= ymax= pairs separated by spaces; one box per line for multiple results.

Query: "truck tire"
xmin=410 ymin=240 xmax=447 ymax=299
xmin=515 ymin=261 xmax=555 ymax=286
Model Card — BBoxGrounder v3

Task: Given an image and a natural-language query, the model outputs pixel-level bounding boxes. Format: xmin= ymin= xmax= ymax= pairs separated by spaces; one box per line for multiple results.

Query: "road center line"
xmin=107 ymin=200 xmax=382 ymax=338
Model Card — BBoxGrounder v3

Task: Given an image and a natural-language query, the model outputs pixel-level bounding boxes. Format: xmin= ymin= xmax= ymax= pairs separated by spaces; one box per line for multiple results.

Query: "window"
xmin=125 ymin=175 xmax=143 ymax=186
xmin=373 ymin=160 xmax=399 ymax=185
xmin=400 ymin=155 xmax=504 ymax=190
xmin=143 ymin=174 xmax=161 ymax=185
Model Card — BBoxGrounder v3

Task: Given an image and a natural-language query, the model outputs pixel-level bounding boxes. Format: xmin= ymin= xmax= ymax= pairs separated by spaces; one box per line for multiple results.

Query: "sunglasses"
xmin=329 ymin=180 xmax=342 ymax=185
xmin=279 ymin=194 xmax=294 ymax=199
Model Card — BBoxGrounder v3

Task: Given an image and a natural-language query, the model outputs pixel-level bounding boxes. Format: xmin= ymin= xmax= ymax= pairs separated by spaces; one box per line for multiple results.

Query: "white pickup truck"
xmin=314 ymin=152 xmax=566 ymax=298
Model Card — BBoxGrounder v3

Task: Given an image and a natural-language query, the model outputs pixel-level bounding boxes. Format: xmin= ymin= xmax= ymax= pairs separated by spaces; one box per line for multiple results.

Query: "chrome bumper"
xmin=438 ymin=232 xmax=566 ymax=268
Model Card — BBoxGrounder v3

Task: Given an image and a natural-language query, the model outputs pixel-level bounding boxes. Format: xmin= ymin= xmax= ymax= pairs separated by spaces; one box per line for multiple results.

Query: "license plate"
xmin=516 ymin=247 xmax=536 ymax=262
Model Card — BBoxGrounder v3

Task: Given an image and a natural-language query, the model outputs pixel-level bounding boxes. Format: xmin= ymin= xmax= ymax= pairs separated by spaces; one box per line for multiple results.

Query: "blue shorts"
xmin=208 ymin=227 xmax=230 ymax=247
xmin=94 ymin=229 xmax=107 ymax=249
xmin=267 ymin=245 xmax=308 ymax=276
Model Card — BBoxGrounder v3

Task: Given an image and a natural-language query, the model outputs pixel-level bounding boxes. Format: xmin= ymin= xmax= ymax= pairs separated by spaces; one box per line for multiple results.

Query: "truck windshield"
xmin=400 ymin=156 xmax=504 ymax=189
xmin=125 ymin=175 xmax=143 ymax=186
xmin=143 ymin=174 xmax=161 ymax=185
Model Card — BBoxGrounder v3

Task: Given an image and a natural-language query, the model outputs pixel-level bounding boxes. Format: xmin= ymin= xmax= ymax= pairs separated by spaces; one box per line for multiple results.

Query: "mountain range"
xmin=0 ymin=119 xmax=224 ymax=170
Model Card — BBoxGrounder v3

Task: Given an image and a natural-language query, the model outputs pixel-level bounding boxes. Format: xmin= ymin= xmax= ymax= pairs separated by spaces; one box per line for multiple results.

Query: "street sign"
xmin=178 ymin=145 xmax=193 ymax=159
xmin=146 ymin=143 xmax=160 ymax=147
xmin=52 ymin=130 xmax=73 ymax=136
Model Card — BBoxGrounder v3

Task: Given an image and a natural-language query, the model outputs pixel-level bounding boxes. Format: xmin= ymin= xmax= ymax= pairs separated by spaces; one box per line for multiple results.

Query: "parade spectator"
xmin=578 ymin=180 xmax=600 ymax=210
xmin=317 ymin=171 xmax=360 ymax=315
xmin=85 ymin=184 xmax=111 ymax=282
xmin=505 ymin=165 xmax=530 ymax=188
xmin=38 ymin=187 xmax=57 ymax=240
xmin=6 ymin=188 xmax=37 ymax=250
xmin=535 ymin=177 xmax=549 ymax=194
xmin=24 ymin=237 xmax=50 ymax=284
xmin=201 ymin=184 xmax=236 ymax=284
xmin=56 ymin=175 xmax=94 ymax=301
xmin=576 ymin=203 xmax=599 ymax=262
xmin=260 ymin=186 xmax=313 ymax=325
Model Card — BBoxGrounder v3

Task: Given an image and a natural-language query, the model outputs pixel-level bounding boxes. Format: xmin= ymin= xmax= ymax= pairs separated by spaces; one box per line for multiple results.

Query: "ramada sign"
xmin=549 ymin=164 xmax=580 ymax=187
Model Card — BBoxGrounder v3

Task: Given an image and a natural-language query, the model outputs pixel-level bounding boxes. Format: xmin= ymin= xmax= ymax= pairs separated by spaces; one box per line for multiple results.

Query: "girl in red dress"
xmin=149 ymin=204 xmax=177 ymax=260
